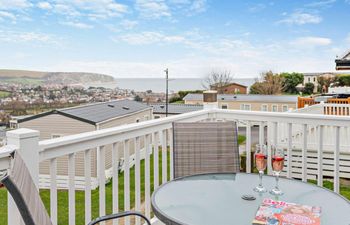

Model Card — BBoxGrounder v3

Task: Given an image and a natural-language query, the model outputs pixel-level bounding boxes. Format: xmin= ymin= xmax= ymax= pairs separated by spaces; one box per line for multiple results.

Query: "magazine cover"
xmin=252 ymin=198 xmax=321 ymax=225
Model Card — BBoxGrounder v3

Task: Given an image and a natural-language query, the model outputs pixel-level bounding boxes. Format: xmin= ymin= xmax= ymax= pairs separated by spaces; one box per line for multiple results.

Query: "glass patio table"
xmin=151 ymin=173 xmax=350 ymax=225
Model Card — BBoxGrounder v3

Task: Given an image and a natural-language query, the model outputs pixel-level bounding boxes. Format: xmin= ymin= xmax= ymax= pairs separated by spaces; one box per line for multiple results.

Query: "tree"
xmin=303 ymin=82 xmax=314 ymax=95
xmin=0 ymin=111 xmax=10 ymax=125
xmin=169 ymin=96 xmax=182 ymax=103
xmin=317 ymin=76 xmax=336 ymax=93
xmin=202 ymin=70 xmax=233 ymax=93
xmin=134 ymin=95 xmax=143 ymax=102
xmin=170 ymin=90 xmax=203 ymax=103
xmin=34 ymin=86 xmax=43 ymax=92
xmin=336 ymin=75 xmax=350 ymax=86
xmin=48 ymin=90 xmax=56 ymax=100
xmin=249 ymin=82 xmax=264 ymax=94
xmin=249 ymin=71 xmax=284 ymax=95
xmin=178 ymin=90 xmax=203 ymax=99
xmin=280 ymin=72 xmax=304 ymax=94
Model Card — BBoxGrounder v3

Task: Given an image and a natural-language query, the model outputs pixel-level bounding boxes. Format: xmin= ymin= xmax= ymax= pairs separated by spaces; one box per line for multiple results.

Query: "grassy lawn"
xmin=0 ymin=149 xmax=169 ymax=225
xmin=308 ymin=180 xmax=350 ymax=200
xmin=1 ymin=77 xmax=43 ymax=85
xmin=0 ymin=91 xmax=10 ymax=98
xmin=238 ymin=135 xmax=246 ymax=145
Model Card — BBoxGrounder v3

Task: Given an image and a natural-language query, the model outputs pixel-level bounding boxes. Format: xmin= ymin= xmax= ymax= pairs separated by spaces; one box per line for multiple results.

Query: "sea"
xmin=84 ymin=78 xmax=255 ymax=93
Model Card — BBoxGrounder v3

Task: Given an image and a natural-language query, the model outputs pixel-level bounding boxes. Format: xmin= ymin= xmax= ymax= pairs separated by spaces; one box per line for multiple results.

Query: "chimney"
xmin=203 ymin=90 xmax=218 ymax=110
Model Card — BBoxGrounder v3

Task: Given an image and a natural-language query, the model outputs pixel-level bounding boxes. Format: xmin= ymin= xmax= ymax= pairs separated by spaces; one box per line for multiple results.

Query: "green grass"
xmin=238 ymin=135 xmax=246 ymax=145
xmin=0 ymin=149 xmax=169 ymax=225
xmin=308 ymin=180 xmax=350 ymax=200
xmin=0 ymin=91 xmax=10 ymax=98
xmin=1 ymin=77 xmax=43 ymax=85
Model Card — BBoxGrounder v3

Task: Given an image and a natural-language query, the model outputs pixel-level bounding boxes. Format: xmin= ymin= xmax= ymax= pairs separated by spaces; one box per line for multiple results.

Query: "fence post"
xmin=6 ymin=128 xmax=40 ymax=225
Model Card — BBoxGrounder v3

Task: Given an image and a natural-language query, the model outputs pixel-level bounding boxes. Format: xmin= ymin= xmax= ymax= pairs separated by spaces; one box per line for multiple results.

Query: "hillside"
xmin=0 ymin=69 xmax=115 ymax=85
xmin=0 ymin=69 xmax=47 ymax=78
xmin=45 ymin=72 xmax=115 ymax=84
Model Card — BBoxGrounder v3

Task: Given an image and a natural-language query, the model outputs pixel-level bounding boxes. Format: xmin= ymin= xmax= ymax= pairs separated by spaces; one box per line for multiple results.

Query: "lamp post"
xmin=165 ymin=68 xmax=169 ymax=117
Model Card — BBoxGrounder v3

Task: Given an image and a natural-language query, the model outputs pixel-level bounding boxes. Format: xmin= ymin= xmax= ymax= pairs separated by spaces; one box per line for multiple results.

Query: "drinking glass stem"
xmin=258 ymin=170 xmax=263 ymax=187
xmin=274 ymin=173 xmax=280 ymax=190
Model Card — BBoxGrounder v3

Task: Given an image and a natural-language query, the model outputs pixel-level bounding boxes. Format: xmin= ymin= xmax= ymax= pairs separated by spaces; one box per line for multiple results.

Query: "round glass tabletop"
xmin=151 ymin=173 xmax=350 ymax=225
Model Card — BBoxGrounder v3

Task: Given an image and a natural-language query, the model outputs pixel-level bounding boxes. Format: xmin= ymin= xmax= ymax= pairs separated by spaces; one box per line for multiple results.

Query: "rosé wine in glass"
xmin=255 ymin=153 xmax=267 ymax=171
xmin=272 ymin=155 xmax=285 ymax=173
xmin=270 ymin=146 xmax=285 ymax=196
xmin=254 ymin=144 xmax=268 ymax=193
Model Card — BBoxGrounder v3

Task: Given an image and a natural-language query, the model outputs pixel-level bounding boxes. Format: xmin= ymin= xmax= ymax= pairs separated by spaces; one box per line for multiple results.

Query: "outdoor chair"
xmin=0 ymin=151 xmax=151 ymax=225
xmin=172 ymin=121 xmax=240 ymax=178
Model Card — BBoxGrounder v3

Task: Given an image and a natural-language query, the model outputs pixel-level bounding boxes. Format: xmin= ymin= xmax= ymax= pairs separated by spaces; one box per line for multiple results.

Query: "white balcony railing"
xmin=1 ymin=108 xmax=350 ymax=225
xmin=293 ymin=103 xmax=350 ymax=116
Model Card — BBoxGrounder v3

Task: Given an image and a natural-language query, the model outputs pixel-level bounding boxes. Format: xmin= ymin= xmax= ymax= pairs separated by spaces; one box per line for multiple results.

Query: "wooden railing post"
xmin=6 ymin=128 xmax=40 ymax=225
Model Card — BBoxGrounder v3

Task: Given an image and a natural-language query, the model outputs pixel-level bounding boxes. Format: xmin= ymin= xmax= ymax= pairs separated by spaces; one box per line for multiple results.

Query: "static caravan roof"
xmin=183 ymin=94 xmax=298 ymax=103
xmin=18 ymin=99 xmax=151 ymax=125
xmin=149 ymin=103 xmax=203 ymax=114
xmin=303 ymin=72 xmax=345 ymax=76
xmin=336 ymin=50 xmax=350 ymax=70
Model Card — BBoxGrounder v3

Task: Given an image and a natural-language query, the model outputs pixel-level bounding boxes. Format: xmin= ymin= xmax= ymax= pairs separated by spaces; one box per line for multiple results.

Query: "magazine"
xmin=253 ymin=198 xmax=321 ymax=225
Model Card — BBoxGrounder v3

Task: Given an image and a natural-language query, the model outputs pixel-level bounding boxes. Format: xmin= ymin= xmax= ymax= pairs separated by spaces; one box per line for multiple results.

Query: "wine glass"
xmin=253 ymin=144 xmax=267 ymax=193
xmin=270 ymin=145 xmax=285 ymax=196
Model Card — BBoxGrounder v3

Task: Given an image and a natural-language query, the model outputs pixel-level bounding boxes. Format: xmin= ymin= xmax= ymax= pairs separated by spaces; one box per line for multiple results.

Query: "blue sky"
xmin=0 ymin=0 xmax=349 ymax=78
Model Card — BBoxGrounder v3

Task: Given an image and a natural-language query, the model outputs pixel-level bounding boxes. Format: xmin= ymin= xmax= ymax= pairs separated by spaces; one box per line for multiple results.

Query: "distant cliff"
xmin=0 ymin=69 xmax=115 ymax=85
xmin=44 ymin=72 xmax=114 ymax=84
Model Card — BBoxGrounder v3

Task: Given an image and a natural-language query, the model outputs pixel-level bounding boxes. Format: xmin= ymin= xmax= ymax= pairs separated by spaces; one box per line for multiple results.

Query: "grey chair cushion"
xmin=173 ymin=122 xmax=240 ymax=178
xmin=1 ymin=152 xmax=53 ymax=225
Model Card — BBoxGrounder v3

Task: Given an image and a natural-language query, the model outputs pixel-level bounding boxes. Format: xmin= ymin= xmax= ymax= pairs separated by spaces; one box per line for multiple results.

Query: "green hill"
xmin=0 ymin=69 xmax=115 ymax=85
xmin=0 ymin=69 xmax=47 ymax=78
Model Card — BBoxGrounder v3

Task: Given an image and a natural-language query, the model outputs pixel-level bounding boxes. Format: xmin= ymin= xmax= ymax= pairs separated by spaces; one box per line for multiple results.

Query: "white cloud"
xmin=292 ymin=36 xmax=332 ymax=47
xmin=40 ymin=0 xmax=128 ymax=19
xmin=0 ymin=0 xmax=33 ymax=22
xmin=67 ymin=0 xmax=128 ymax=17
xmin=189 ymin=0 xmax=207 ymax=13
xmin=172 ymin=0 xmax=208 ymax=15
xmin=53 ymin=4 xmax=81 ymax=17
xmin=278 ymin=12 xmax=322 ymax=25
xmin=120 ymin=20 xmax=138 ymax=30
xmin=37 ymin=2 xmax=52 ymax=10
xmin=22 ymin=34 xmax=337 ymax=78
xmin=248 ymin=3 xmax=266 ymax=13
xmin=306 ymin=0 xmax=336 ymax=8
xmin=115 ymin=31 xmax=185 ymax=45
xmin=134 ymin=0 xmax=207 ymax=19
xmin=135 ymin=0 xmax=171 ymax=19
xmin=113 ymin=29 xmax=262 ymax=61
xmin=96 ymin=31 xmax=337 ymax=77
xmin=0 ymin=11 xmax=16 ymax=21
xmin=0 ymin=30 xmax=59 ymax=44
xmin=169 ymin=0 xmax=191 ymax=4
xmin=0 ymin=0 xmax=32 ymax=10
xmin=60 ymin=21 xmax=94 ymax=29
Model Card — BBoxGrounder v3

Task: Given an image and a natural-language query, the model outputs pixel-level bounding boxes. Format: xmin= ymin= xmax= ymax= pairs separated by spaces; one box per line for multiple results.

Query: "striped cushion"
xmin=173 ymin=122 xmax=240 ymax=178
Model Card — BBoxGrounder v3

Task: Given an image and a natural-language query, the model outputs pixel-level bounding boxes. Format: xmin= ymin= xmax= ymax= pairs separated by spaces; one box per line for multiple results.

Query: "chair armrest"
xmin=88 ymin=211 xmax=151 ymax=225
